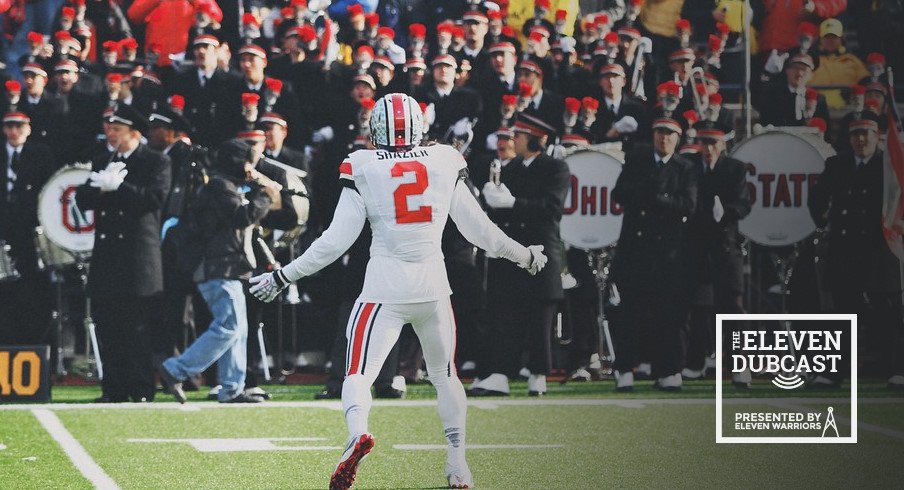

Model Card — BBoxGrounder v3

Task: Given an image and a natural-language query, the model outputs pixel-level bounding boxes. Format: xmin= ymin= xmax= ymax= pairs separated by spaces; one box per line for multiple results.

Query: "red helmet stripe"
xmin=392 ymin=94 xmax=407 ymax=146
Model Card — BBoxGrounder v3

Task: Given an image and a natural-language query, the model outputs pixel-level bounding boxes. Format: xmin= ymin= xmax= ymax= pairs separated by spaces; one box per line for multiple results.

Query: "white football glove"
xmin=312 ymin=126 xmax=335 ymax=144
xmin=249 ymin=269 xmax=291 ymax=303
xmin=713 ymin=195 xmax=725 ymax=223
xmin=518 ymin=245 xmax=547 ymax=275
xmin=612 ymin=115 xmax=639 ymax=134
xmin=481 ymin=182 xmax=516 ymax=209
xmin=764 ymin=49 xmax=789 ymax=74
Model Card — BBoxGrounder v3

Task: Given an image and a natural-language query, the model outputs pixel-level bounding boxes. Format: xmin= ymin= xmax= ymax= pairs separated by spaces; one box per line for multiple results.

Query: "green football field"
xmin=1 ymin=381 xmax=902 ymax=489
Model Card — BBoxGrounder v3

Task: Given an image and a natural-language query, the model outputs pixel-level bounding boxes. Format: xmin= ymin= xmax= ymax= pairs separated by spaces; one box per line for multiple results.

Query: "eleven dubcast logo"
xmin=731 ymin=328 xmax=843 ymax=389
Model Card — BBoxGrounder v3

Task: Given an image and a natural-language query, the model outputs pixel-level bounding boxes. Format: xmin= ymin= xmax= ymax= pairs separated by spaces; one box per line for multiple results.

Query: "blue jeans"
xmin=163 ymin=279 xmax=248 ymax=401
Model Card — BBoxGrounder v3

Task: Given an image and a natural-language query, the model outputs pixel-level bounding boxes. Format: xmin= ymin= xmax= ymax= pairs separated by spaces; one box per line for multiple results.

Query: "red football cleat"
xmin=329 ymin=433 xmax=375 ymax=490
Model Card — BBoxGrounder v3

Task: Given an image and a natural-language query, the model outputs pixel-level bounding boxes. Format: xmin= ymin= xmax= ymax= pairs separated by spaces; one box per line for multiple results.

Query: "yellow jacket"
xmin=639 ymin=0 xmax=684 ymax=37
xmin=506 ymin=0 xmax=580 ymax=44
xmin=809 ymin=51 xmax=870 ymax=109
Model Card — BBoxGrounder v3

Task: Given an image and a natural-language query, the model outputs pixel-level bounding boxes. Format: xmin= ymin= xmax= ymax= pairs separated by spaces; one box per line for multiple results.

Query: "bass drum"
xmin=560 ymin=149 xmax=624 ymax=250
xmin=732 ymin=128 xmax=835 ymax=247
xmin=37 ymin=164 xmax=95 ymax=266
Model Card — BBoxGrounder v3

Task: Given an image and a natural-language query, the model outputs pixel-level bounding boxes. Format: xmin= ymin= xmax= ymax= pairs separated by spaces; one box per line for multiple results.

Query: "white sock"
xmin=342 ymin=374 xmax=372 ymax=437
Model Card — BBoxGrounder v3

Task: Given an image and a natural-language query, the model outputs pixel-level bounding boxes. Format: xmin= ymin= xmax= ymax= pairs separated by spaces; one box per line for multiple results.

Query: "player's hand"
xmin=249 ymin=269 xmax=291 ymax=303
xmin=518 ymin=245 xmax=547 ymax=275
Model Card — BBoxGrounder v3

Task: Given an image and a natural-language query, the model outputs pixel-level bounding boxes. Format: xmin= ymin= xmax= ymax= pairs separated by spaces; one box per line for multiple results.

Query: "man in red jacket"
xmin=128 ymin=0 xmax=223 ymax=66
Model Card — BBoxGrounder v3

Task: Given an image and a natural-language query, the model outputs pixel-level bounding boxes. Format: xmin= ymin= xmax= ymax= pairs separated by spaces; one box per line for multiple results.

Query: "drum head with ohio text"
xmin=561 ymin=150 xmax=624 ymax=249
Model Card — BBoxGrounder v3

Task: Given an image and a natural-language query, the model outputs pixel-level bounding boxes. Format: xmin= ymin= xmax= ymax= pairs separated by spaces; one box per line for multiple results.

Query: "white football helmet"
xmin=370 ymin=93 xmax=424 ymax=150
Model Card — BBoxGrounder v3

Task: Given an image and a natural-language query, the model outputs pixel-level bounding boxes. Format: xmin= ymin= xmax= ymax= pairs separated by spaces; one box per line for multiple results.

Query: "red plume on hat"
xmin=418 ymin=102 xmax=428 ymax=114
xmin=675 ymin=18 xmax=690 ymax=31
xmin=501 ymin=26 xmax=515 ymax=38
xmin=6 ymin=80 xmax=21 ymax=93
xmin=518 ymin=82 xmax=533 ymax=98
xmin=695 ymin=83 xmax=707 ymax=95
xmin=581 ymin=96 xmax=599 ymax=111
xmin=594 ymin=13 xmax=609 ymax=26
xmin=555 ymin=9 xmax=567 ymax=21
xmin=27 ymin=32 xmax=44 ymax=44
xmin=103 ymin=40 xmax=119 ymax=52
xmin=529 ymin=31 xmax=544 ymax=43
xmin=242 ymin=92 xmax=260 ymax=106
xmin=297 ymin=25 xmax=317 ymax=43
xmin=798 ymin=21 xmax=818 ymax=37
xmin=378 ymin=26 xmax=395 ymax=38
xmin=120 ymin=38 xmax=138 ymax=51
xmin=360 ymin=97 xmax=376 ymax=110
xmin=867 ymin=52 xmax=886 ymax=65
xmin=54 ymin=30 xmax=72 ymax=41
xmin=106 ymin=73 xmax=123 ymax=83
xmin=807 ymin=117 xmax=827 ymax=133
xmin=535 ymin=0 xmax=551 ymax=10
xmin=409 ymin=23 xmax=426 ymax=38
xmin=169 ymin=94 xmax=185 ymax=113
xmin=265 ymin=78 xmax=283 ymax=94
xmin=603 ymin=32 xmax=618 ymax=44
xmin=61 ymin=6 xmax=75 ymax=18
xmin=280 ymin=7 xmax=294 ymax=18
xmin=805 ymin=87 xmax=818 ymax=101
xmin=683 ymin=109 xmax=699 ymax=125
xmin=565 ymin=97 xmax=581 ymax=114
xmin=242 ymin=13 xmax=260 ymax=26
xmin=658 ymin=81 xmax=681 ymax=96
xmin=709 ymin=92 xmax=723 ymax=105
xmin=708 ymin=34 xmax=723 ymax=52
xmin=347 ymin=3 xmax=363 ymax=16
xmin=716 ymin=22 xmax=730 ymax=36
xmin=502 ymin=94 xmax=518 ymax=106
xmin=365 ymin=12 xmax=380 ymax=27
xmin=850 ymin=84 xmax=866 ymax=95
xmin=451 ymin=26 xmax=465 ymax=38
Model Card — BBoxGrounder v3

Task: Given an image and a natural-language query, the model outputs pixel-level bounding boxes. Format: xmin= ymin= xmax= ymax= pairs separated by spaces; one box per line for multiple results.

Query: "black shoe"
xmin=615 ymin=385 xmax=634 ymax=393
xmin=220 ymin=392 xmax=264 ymax=403
xmin=653 ymin=381 xmax=682 ymax=392
xmin=315 ymin=386 xmax=342 ymax=400
xmin=732 ymin=381 xmax=752 ymax=390
xmin=466 ymin=387 xmax=509 ymax=397
xmin=374 ymin=386 xmax=404 ymax=399
xmin=157 ymin=362 xmax=187 ymax=404
xmin=528 ymin=390 xmax=545 ymax=397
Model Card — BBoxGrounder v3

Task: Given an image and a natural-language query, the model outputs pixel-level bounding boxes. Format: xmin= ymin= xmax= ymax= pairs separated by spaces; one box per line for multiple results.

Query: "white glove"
xmin=713 ymin=195 xmax=725 ymax=223
xmin=485 ymin=133 xmax=499 ymax=150
xmin=312 ymin=126 xmax=334 ymax=144
xmin=452 ymin=117 xmax=471 ymax=138
xmin=764 ymin=49 xmax=789 ymax=74
xmin=249 ymin=269 xmax=291 ymax=303
xmin=424 ymin=103 xmax=436 ymax=126
xmin=387 ymin=43 xmax=406 ymax=65
xmin=105 ymin=161 xmax=127 ymax=174
xmin=89 ymin=165 xmax=128 ymax=192
xmin=482 ymin=182 xmax=516 ymax=209
xmin=612 ymin=116 xmax=639 ymax=134
xmin=518 ymin=245 xmax=547 ymax=275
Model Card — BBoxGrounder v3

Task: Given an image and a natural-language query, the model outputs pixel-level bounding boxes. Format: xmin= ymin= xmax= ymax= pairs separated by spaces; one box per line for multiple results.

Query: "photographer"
xmin=158 ymin=139 xmax=281 ymax=404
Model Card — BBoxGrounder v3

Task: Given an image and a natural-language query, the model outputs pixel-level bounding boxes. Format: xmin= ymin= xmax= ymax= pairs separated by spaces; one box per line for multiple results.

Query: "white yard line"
xmin=768 ymin=400 xmax=904 ymax=441
xmin=394 ymin=444 xmax=563 ymax=450
xmin=31 ymin=408 xmax=119 ymax=489
xmin=1 ymin=397 xmax=899 ymax=411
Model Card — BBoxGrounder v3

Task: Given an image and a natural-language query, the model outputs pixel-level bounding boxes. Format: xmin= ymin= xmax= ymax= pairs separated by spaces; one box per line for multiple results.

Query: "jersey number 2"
xmin=391 ymin=160 xmax=432 ymax=224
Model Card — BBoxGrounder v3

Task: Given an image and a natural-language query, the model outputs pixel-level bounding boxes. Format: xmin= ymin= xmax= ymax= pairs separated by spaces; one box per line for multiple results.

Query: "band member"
xmin=75 ymin=105 xmax=172 ymax=402
xmin=610 ymin=113 xmax=698 ymax=392
xmin=684 ymin=120 xmax=752 ymax=385
xmin=0 ymin=112 xmax=58 ymax=345
xmin=470 ymin=114 xmax=571 ymax=397
xmin=808 ymin=115 xmax=904 ymax=390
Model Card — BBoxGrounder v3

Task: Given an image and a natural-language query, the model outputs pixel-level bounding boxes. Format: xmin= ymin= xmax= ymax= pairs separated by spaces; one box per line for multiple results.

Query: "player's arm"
xmin=250 ymin=186 xmax=366 ymax=301
xmin=449 ymin=169 xmax=546 ymax=275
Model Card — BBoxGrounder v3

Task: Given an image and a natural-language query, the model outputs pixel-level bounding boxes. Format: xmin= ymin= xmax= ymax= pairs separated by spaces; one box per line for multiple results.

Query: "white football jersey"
xmin=341 ymin=144 xmax=464 ymax=303
xmin=280 ymin=143 xmax=528 ymax=304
